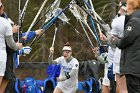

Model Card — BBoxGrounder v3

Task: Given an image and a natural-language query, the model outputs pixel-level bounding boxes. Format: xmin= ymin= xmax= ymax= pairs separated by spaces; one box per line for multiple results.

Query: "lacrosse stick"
xmin=81 ymin=0 xmax=107 ymax=25
xmin=24 ymin=0 xmax=49 ymax=39
xmin=83 ymin=0 xmax=102 ymax=46
xmin=84 ymin=0 xmax=113 ymax=46
xmin=69 ymin=2 xmax=99 ymax=45
xmin=79 ymin=20 xmax=94 ymax=47
xmin=53 ymin=8 xmax=94 ymax=48
xmin=48 ymin=20 xmax=60 ymax=60
xmin=18 ymin=0 xmax=22 ymax=42
xmin=29 ymin=0 xmax=75 ymax=47
xmin=20 ymin=0 xmax=30 ymax=25
xmin=28 ymin=0 xmax=61 ymax=46
xmin=45 ymin=0 xmax=61 ymax=23
xmin=26 ymin=0 xmax=61 ymax=30
xmin=74 ymin=0 xmax=110 ymax=33
xmin=85 ymin=0 xmax=102 ymax=34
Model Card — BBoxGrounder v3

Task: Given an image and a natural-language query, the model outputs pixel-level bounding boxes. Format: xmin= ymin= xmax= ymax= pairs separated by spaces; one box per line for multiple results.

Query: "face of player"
xmin=118 ymin=8 xmax=126 ymax=15
xmin=63 ymin=50 xmax=72 ymax=60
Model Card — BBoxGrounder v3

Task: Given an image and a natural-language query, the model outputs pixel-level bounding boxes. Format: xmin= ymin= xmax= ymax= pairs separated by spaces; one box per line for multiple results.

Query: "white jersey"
xmin=111 ymin=15 xmax=125 ymax=74
xmin=108 ymin=46 xmax=115 ymax=66
xmin=0 ymin=17 xmax=13 ymax=50
xmin=111 ymin=15 xmax=125 ymax=37
xmin=54 ymin=56 xmax=79 ymax=93
xmin=0 ymin=17 xmax=13 ymax=76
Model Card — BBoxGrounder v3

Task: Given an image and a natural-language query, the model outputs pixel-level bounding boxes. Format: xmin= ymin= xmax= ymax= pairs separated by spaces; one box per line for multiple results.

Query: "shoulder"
xmin=0 ymin=17 xmax=9 ymax=24
xmin=0 ymin=17 xmax=11 ymax=27
xmin=112 ymin=15 xmax=125 ymax=25
xmin=72 ymin=58 xmax=79 ymax=64
xmin=113 ymin=15 xmax=125 ymax=22
xmin=125 ymin=17 xmax=140 ymax=30
xmin=128 ymin=17 xmax=140 ymax=23
xmin=56 ymin=56 xmax=64 ymax=60
xmin=123 ymin=17 xmax=140 ymax=35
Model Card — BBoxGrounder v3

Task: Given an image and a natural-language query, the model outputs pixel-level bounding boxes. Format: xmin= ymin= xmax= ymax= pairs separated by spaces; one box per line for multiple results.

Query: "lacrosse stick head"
xmin=69 ymin=2 xmax=88 ymax=21
xmin=53 ymin=8 xmax=70 ymax=23
xmin=45 ymin=0 xmax=61 ymax=23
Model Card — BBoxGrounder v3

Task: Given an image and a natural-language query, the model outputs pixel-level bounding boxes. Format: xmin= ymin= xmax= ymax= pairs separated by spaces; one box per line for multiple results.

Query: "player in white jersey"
xmin=99 ymin=1 xmax=127 ymax=93
xmin=49 ymin=42 xmax=79 ymax=93
xmin=0 ymin=2 xmax=22 ymax=92
xmin=0 ymin=16 xmax=17 ymax=80
xmin=110 ymin=1 xmax=128 ymax=93
xmin=111 ymin=10 xmax=128 ymax=93
xmin=0 ymin=17 xmax=22 ymax=92
xmin=92 ymin=46 xmax=111 ymax=93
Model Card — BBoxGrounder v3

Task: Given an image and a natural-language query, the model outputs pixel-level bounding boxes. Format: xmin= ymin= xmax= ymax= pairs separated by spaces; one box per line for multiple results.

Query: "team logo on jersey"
xmin=75 ymin=64 xmax=78 ymax=67
xmin=127 ymin=26 xmax=132 ymax=31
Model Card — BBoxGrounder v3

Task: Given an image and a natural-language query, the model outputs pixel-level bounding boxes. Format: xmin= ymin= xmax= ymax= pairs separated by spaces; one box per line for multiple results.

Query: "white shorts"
xmin=113 ymin=48 xmax=121 ymax=74
xmin=113 ymin=63 xmax=120 ymax=74
xmin=56 ymin=82 xmax=77 ymax=93
xmin=0 ymin=50 xmax=7 ymax=76
xmin=102 ymin=63 xmax=110 ymax=86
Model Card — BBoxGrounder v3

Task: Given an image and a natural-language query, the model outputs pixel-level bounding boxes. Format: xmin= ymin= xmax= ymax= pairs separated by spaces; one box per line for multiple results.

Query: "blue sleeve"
xmin=22 ymin=31 xmax=36 ymax=43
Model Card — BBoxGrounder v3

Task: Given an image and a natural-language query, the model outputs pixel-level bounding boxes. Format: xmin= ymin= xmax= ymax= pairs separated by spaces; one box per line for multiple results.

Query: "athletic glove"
xmin=19 ymin=46 xmax=32 ymax=55
xmin=50 ymin=47 xmax=54 ymax=54
xmin=101 ymin=24 xmax=111 ymax=32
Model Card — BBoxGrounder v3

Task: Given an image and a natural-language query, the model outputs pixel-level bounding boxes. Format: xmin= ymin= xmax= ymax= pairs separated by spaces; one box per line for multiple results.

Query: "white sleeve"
xmin=72 ymin=59 xmax=79 ymax=70
xmin=54 ymin=57 xmax=62 ymax=64
xmin=111 ymin=19 xmax=118 ymax=36
xmin=5 ymin=21 xmax=13 ymax=36
xmin=5 ymin=36 xmax=18 ymax=51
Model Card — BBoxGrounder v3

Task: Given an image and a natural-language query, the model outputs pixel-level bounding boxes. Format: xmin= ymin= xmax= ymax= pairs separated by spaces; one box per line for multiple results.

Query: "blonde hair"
xmin=127 ymin=0 xmax=140 ymax=10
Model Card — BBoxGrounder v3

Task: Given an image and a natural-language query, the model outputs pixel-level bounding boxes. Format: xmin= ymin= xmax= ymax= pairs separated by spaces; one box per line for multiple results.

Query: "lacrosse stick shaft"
xmin=83 ymin=20 xmax=98 ymax=43
xmin=88 ymin=0 xmax=102 ymax=33
xmin=89 ymin=16 xmax=102 ymax=46
xmin=52 ymin=27 xmax=57 ymax=47
xmin=28 ymin=0 xmax=61 ymax=30
xmin=83 ymin=0 xmax=106 ymax=24
xmin=84 ymin=0 xmax=102 ymax=34
xmin=79 ymin=20 xmax=94 ymax=47
xmin=79 ymin=6 xmax=109 ymax=33
xmin=18 ymin=0 xmax=21 ymax=42
xmin=69 ymin=2 xmax=99 ymax=45
xmin=67 ymin=22 xmax=94 ymax=48
xmin=42 ymin=0 xmax=74 ymax=31
xmin=29 ymin=23 xmax=53 ymax=47
xmin=75 ymin=5 xmax=100 ymax=44
xmin=48 ymin=25 xmax=58 ymax=60
xmin=25 ymin=0 xmax=48 ymax=37
xmin=75 ymin=0 xmax=106 ymax=25
xmin=29 ymin=0 xmax=76 ymax=47
xmin=20 ymin=0 xmax=30 ymax=24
